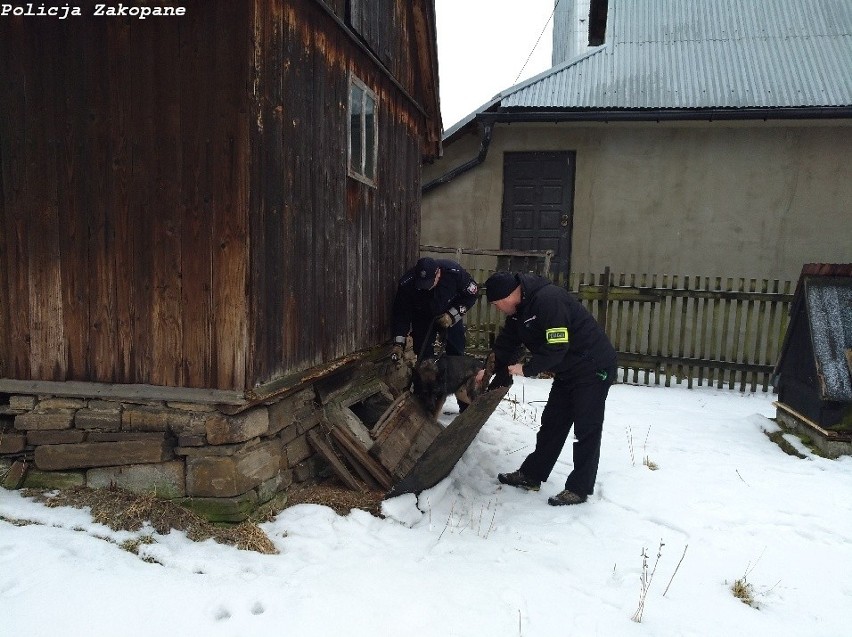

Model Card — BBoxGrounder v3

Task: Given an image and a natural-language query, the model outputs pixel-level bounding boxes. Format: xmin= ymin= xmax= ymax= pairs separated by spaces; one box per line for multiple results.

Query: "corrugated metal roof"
xmin=499 ymin=0 xmax=852 ymax=111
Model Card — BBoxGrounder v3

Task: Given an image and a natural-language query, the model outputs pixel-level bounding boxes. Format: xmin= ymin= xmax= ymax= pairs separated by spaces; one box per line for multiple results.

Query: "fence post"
xmin=598 ymin=266 xmax=611 ymax=328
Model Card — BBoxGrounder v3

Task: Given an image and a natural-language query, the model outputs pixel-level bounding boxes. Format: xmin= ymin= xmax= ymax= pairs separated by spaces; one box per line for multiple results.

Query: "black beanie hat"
xmin=485 ymin=271 xmax=519 ymax=302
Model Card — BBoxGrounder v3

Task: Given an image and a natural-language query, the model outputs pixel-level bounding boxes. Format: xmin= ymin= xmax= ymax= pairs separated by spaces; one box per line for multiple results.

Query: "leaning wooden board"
xmin=386 ymin=386 xmax=509 ymax=497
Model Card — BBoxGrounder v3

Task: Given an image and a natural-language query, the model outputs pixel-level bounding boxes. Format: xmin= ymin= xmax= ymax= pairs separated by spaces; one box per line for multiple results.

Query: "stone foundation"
xmin=775 ymin=408 xmax=852 ymax=459
xmin=0 ymin=380 xmax=343 ymax=522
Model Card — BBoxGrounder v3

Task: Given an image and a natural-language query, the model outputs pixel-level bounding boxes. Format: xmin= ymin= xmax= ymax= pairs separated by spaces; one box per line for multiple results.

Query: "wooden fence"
xmin=459 ymin=266 xmax=794 ymax=393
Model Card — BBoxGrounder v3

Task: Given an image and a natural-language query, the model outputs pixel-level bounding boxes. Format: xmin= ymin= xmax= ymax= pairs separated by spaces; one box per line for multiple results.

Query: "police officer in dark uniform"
xmin=391 ymin=257 xmax=479 ymax=362
xmin=478 ymin=271 xmax=617 ymax=506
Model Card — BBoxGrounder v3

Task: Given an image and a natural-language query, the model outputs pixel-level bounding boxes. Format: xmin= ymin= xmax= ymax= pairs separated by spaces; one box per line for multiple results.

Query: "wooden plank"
xmin=616 ymin=353 xmax=774 ymax=375
xmin=387 ymin=386 xmax=508 ymax=497
xmin=307 ymin=429 xmax=363 ymax=491
xmin=678 ymin=275 xmax=689 ymax=387
xmin=612 ymin=272 xmax=625 ymax=357
xmin=108 ymin=15 xmax=133 ymax=384
xmin=664 ymin=275 xmax=678 ymax=387
xmin=28 ymin=21 xmax=66 ymax=381
xmin=388 ymin=418 xmax=442 ymax=480
xmin=577 ymin=285 xmax=788 ymax=303
xmin=152 ymin=17 xmax=184 ymax=387
xmin=0 ymin=378 xmax=244 ymax=405
xmin=743 ymin=279 xmax=758 ymax=392
xmin=336 ymin=444 xmax=383 ymax=490
xmin=371 ymin=393 xmax=411 ymax=444
xmin=329 ymin=422 xmax=394 ymax=490
xmin=58 ymin=19 xmax=93 ymax=381
xmin=179 ymin=5 xmax=215 ymax=389
xmin=211 ymin=1 xmax=250 ymax=391
xmin=0 ymin=22 xmax=31 ymax=379
xmin=370 ymin=394 xmax=441 ymax=476
xmin=654 ymin=275 xmax=667 ymax=385
xmin=638 ymin=273 xmax=650 ymax=385
xmin=731 ymin=278 xmax=745 ymax=390
xmin=774 ymin=401 xmax=852 ymax=442
xmin=646 ymin=274 xmax=658 ymax=385
xmin=600 ymin=267 xmax=612 ymax=333
xmin=687 ymin=276 xmax=700 ymax=388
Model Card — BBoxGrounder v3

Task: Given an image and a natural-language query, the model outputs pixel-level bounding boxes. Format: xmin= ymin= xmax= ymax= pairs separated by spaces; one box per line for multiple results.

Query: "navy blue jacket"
xmin=392 ymin=259 xmax=479 ymax=339
xmin=492 ymin=273 xmax=617 ymax=379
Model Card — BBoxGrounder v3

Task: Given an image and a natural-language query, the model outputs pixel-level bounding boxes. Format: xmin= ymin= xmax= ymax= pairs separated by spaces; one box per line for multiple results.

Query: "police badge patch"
xmin=467 ymin=282 xmax=478 ymax=295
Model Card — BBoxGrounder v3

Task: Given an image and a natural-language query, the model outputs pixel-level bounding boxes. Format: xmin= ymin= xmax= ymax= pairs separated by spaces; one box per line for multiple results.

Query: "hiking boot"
xmin=547 ymin=489 xmax=587 ymax=506
xmin=497 ymin=470 xmax=541 ymax=492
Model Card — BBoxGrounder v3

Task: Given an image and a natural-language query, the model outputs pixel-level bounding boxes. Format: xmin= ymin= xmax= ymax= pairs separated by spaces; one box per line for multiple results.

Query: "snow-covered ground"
xmin=3 ymin=379 xmax=852 ymax=636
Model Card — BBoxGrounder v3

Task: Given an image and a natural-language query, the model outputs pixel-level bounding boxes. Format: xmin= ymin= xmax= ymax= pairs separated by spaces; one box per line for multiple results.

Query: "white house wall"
xmin=422 ymin=119 xmax=851 ymax=282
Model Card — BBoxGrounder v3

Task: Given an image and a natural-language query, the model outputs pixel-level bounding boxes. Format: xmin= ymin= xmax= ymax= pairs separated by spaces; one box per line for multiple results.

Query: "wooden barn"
xmin=773 ymin=264 xmax=852 ymax=458
xmin=0 ymin=0 xmax=442 ymax=519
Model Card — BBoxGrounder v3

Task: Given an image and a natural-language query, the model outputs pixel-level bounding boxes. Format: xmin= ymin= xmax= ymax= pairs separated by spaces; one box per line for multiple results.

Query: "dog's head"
xmin=412 ymin=359 xmax=445 ymax=416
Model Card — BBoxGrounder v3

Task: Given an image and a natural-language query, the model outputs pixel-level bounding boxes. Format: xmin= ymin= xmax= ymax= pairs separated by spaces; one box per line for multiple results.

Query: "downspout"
xmin=422 ymin=122 xmax=493 ymax=194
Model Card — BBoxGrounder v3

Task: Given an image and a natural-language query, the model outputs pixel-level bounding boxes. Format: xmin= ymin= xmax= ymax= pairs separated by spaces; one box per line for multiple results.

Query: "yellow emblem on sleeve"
xmin=546 ymin=327 xmax=569 ymax=344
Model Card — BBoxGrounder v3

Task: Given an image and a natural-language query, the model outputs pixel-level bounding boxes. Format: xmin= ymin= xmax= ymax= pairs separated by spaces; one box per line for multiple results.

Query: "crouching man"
xmin=477 ymin=271 xmax=617 ymax=506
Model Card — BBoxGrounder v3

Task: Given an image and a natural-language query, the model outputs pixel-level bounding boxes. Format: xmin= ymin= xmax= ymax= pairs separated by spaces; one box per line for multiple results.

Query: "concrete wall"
xmin=422 ymin=120 xmax=852 ymax=282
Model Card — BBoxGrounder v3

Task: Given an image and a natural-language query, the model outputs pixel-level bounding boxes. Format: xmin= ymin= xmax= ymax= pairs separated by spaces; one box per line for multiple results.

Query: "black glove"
xmin=488 ymin=367 xmax=514 ymax=390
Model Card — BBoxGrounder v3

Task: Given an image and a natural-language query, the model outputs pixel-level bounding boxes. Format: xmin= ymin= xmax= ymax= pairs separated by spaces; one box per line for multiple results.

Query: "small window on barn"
xmin=348 ymin=75 xmax=377 ymax=186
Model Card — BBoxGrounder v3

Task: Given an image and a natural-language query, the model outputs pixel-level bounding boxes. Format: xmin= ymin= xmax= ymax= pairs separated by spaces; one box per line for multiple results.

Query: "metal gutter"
xmin=425 ymin=106 xmax=852 ymax=192
xmin=422 ymin=122 xmax=493 ymax=194
xmin=476 ymin=107 xmax=852 ymax=124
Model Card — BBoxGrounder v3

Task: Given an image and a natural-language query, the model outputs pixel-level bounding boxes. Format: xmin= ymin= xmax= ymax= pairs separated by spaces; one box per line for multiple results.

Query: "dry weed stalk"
xmin=439 ymin=497 xmax=498 ymax=540
xmin=663 ymin=544 xmax=688 ymax=596
xmin=626 ymin=425 xmax=636 ymax=466
xmin=631 ymin=539 xmax=664 ymax=623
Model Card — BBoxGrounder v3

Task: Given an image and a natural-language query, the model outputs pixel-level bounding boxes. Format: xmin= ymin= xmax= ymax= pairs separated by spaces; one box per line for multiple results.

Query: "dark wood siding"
xmin=248 ymin=0 xmax=422 ymax=385
xmin=0 ymin=3 xmax=252 ymax=390
xmin=0 ymin=0 xmax=435 ymax=394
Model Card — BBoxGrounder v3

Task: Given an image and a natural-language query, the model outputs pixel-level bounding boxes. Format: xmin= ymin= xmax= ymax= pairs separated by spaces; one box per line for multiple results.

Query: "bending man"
xmin=479 ymin=271 xmax=617 ymax=506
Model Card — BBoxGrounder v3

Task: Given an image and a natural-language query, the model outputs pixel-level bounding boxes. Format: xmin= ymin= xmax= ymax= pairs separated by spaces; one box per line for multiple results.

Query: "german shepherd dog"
xmin=412 ymin=354 xmax=494 ymax=419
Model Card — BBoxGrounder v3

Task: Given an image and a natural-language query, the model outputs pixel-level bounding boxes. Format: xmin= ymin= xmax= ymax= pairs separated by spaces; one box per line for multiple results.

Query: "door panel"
xmin=501 ymin=151 xmax=575 ymax=279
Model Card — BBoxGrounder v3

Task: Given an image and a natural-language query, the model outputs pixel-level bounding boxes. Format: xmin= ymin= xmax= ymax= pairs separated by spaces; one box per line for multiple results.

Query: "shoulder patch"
xmin=546 ymin=327 xmax=570 ymax=344
xmin=466 ymin=281 xmax=478 ymax=295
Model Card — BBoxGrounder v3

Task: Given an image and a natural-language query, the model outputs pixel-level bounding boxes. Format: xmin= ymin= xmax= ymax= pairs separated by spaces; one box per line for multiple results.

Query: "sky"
xmin=4 ymin=379 xmax=852 ymax=636
xmin=435 ymin=0 xmax=556 ymax=129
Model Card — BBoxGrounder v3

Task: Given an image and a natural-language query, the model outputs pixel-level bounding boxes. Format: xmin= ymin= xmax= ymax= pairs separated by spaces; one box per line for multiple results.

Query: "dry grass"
xmin=285 ymin=482 xmax=385 ymax=517
xmin=17 ymin=480 xmax=385 ymax=555
xmin=731 ymin=576 xmax=757 ymax=607
xmin=23 ymin=486 xmax=278 ymax=554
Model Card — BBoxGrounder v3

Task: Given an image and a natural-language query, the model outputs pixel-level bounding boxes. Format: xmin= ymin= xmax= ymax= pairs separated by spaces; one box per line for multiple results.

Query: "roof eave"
xmin=443 ymin=106 xmax=852 ymax=145
xmin=479 ymin=106 xmax=852 ymax=124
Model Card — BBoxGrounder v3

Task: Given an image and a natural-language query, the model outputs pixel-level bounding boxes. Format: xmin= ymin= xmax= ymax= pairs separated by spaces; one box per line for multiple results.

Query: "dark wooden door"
xmin=501 ymin=151 xmax=575 ymax=279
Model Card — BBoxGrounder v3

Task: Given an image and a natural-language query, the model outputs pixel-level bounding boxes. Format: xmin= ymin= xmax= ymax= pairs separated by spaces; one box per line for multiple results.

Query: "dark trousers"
xmin=519 ymin=365 xmax=615 ymax=496
xmin=412 ymin=318 xmax=465 ymax=360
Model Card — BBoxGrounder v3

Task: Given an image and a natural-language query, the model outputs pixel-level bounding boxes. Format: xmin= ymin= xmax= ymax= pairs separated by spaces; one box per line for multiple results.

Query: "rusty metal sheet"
xmin=386 ymin=386 xmax=508 ymax=497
